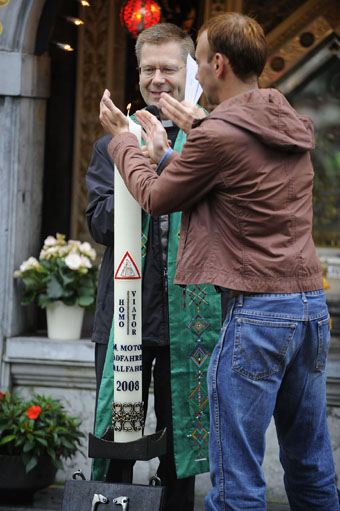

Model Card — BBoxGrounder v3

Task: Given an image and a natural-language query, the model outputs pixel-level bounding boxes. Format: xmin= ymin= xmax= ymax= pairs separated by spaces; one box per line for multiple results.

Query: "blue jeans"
xmin=206 ymin=290 xmax=339 ymax=511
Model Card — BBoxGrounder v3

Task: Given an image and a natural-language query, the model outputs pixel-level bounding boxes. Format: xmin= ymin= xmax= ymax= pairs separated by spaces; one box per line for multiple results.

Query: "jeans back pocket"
xmin=232 ymin=317 xmax=297 ymax=380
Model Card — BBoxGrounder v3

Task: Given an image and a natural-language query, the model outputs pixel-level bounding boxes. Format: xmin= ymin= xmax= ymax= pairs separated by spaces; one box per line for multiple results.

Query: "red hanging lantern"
xmin=120 ymin=0 xmax=161 ymax=38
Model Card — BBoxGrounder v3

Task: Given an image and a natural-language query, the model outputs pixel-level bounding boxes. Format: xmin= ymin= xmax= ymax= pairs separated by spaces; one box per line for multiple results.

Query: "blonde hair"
xmin=135 ymin=23 xmax=195 ymax=64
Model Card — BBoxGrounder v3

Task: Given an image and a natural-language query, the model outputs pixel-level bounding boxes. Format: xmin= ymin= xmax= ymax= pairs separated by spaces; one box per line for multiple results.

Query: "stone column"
xmin=0 ymin=0 xmax=49 ymax=390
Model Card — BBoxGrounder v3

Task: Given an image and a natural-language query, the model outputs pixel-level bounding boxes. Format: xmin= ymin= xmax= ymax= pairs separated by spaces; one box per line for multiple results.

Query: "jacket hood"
xmin=204 ymin=88 xmax=315 ymax=153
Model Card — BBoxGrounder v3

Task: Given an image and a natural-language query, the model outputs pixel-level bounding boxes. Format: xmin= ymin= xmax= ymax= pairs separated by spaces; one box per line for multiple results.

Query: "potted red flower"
xmin=0 ymin=391 xmax=85 ymax=503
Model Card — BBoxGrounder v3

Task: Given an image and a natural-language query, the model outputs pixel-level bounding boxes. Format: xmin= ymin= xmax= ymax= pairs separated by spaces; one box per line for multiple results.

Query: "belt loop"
xmin=301 ymin=291 xmax=308 ymax=321
xmin=225 ymin=292 xmax=237 ymax=324
xmin=236 ymin=292 xmax=244 ymax=308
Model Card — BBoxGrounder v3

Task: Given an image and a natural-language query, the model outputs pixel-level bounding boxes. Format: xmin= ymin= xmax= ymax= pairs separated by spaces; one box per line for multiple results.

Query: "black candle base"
xmin=88 ymin=427 xmax=167 ymax=461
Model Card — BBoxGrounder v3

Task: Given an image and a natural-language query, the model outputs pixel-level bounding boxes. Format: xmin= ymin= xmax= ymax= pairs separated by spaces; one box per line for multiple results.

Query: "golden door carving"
xmin=71 ymin=0 xmax=126 ymax=244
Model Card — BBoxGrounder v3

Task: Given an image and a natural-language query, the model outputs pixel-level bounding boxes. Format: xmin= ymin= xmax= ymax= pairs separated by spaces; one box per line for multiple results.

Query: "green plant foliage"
xmin=311 ymin=128 xmax=340 ymax=248
xmin=0 ymin=391 xmax=85 ymax=473
xmin=14 ymin=233 xmax=98 ymax=309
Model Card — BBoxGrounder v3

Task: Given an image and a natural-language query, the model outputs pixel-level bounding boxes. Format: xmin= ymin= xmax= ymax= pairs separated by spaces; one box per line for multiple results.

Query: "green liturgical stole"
xmin=92 ymin=121 xmax=221 ymax=481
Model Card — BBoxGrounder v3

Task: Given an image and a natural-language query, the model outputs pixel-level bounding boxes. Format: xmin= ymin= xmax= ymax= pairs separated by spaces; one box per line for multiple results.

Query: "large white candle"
xmin=113 ymin=116 xmax=143 ymax=442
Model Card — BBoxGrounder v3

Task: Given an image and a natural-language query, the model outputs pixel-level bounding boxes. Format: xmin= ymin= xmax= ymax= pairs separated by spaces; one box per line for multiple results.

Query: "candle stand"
xmin=62 ymin=429 xmax=167 ymax=511
xmin=61 ymin=429 xmax=167 ymax=510
xmin=88 ymin=427 xmax=167 ymax=484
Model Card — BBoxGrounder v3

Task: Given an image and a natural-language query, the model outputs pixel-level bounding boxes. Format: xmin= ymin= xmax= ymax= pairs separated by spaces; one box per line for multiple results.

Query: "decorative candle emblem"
xmin=115 ymin=251 xmax=141 ymax=279
xmin=113 ymin=105 xmax=144 ymax=442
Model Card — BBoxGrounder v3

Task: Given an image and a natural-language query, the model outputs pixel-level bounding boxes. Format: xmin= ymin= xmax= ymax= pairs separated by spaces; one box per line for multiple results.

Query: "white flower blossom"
xmin=65 ymin=253 xmax=82 ymax=270
xmin=80 ymin=255 xmax=92 ymax=268
xmin=40 ymin=246 xmax=60 ymax=260
xmin=80 ymin=242 xmax=91 ymax=252
xmin=80 ymin=242 xmax=96 ymax=261
xmin=44 ymin=235 xmax=58 ymax=247
xmin=58 ymin=245 xmax=70 ymax=257
xmin=19 ymin=257 xmax=41 ymax=273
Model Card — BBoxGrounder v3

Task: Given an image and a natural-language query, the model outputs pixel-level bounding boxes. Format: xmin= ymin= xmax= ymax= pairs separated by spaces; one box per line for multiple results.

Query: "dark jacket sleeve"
xmin=86 ymin=134 xmax=115 ymax=247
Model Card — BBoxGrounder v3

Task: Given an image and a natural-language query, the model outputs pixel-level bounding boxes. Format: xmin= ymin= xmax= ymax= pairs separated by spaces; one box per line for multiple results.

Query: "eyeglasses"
xmin=138 ymin=65 xmax=186 ymax=77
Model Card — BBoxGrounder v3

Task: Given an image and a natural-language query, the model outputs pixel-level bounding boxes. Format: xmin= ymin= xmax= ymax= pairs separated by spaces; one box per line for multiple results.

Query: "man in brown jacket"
xmin=99 ymin=13 xmax=339 ymax=511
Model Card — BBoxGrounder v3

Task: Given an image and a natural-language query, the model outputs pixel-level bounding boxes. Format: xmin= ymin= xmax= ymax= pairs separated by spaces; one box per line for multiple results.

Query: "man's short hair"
xmin=200 ymin=13 xmax=267 ymax=81
xmin=135 ymin=23 xmax=195 ymax=64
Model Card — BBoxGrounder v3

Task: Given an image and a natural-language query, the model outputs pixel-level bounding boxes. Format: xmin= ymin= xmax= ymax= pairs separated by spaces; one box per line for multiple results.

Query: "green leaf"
xmin=15 ymin=436 xmax=24 ymax=447
xmin=47 ymin=447 xmax=57 ymax=461
xmin=0 ymin=434 xmax=16 ymax=445
xmin=46 ymin=275 xmax=63 ymax=299
xmin=60 ymin=271 xmax=74 ymax=287
xmin=77 ymin=295 xmax=94 ymax=307
xmin=79 ymin=277 xmax=94 ymax=287
xmin=36 ymin=437 xmax=48 ymax=447
xmin=62 ymin=297 xmax=77 ymax=306
xmin=59 ymin=438 xmax=75 ymax=449
xmin=62 ymin=289 xmax=74 ymax=297
xmin=25 ymin=456 xmax=38 ymax=473
xmin=38 ymin=293 xmax=50 ymax=308
xmin=40 ymin=259 xmax=55 ymax=270
xmin=23 ymin=274 xmax=42 ymax=287
xmin=23 ymin=441 xmax=35 ymax=452
xmin=78 ymin=286 xmax=95 ymax=296
xmin=21 ymin=291 xmax=37 ymax=305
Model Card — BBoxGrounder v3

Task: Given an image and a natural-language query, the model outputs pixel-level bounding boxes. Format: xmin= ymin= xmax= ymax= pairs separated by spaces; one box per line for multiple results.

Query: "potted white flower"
xmin=14 ymin=233 xmax=98 ymax=340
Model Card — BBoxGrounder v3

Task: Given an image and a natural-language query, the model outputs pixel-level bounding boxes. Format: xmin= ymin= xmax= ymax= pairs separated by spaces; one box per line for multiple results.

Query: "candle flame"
xmin=66 ymin=16 xmax=84 ymax=26
xmin=63 ymin=44 xmax=74 ymax=52
xmin=54 ymin=42 xmax=74 ymax=52
xmin=126 ymin=103 xmax=132 ymax=116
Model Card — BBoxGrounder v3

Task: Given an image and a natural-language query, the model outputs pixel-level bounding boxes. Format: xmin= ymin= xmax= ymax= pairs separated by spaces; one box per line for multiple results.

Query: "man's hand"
xmin=159 ymin=93 xmax=207 ymax=134
xmin=141 ymin=145 xmax=157 ymax=171
xmin=135 ymin=110 xmax=170 ymax=164
xmin=99 ymin=89 xmax=129 ymax=137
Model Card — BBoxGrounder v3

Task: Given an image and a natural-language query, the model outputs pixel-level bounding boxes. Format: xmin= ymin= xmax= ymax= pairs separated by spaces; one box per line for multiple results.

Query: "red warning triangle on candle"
xmin=115 ymin=251 xmax=141 ymax=279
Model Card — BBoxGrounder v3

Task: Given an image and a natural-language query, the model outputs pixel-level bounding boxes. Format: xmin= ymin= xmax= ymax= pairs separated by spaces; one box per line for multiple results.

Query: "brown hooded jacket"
xmin=110 ymin=88 xmax=323 ymax=293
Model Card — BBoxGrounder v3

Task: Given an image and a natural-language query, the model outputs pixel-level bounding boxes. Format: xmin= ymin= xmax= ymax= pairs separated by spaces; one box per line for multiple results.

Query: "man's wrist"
xmin=157 ymin=148 xmax=173 ymax=172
